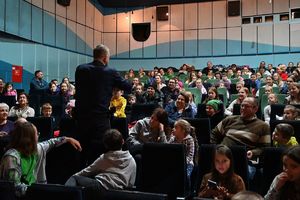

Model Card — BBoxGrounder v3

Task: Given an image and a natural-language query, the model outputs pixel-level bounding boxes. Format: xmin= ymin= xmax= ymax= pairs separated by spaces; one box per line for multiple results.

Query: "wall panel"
xmin=56 ymin=2 xmax=67 ymax=18
xmin=257 ymin=0 xmax=273 ymax=15
xmin=291 ymin=0 xmax=300 ymax=8
xmin=117 ymin=12 xmax=130 ymax=33
xmin=131 ymin=9 xmax=143 ymax=23
xmin=58 ymin=50 xmax=69 ymax=78
xmin=290 ymin=23 xmax=300 ymax=52
xmin=56 ymin=16 xmax=67 ymax=49
xmin=242 ymin=25 xmax=257 ymax=54
xmin=31 ymin=6 xmax=43 ymax=43
xmin=19 ymin=1 xmax=32 ymax=40
xmin=94 ymin=8 xmax=103 ymax=31
xmin=5 ymin=0 xmax=19 ymax=35
xmin=32 ymin=0 xmax=42 ymax=8
xmin=94 ymin=30 xmax=102 ymax=48
xmin=184 ymin=30 xmax=197 ymax=57
xmin=103 ymin=33 xmax=116 ymax=57
xmin=170 ymin=31 xmax=183 ymax=57
xmin=198 ymin=29 xmax=212 ymax=56
xmin=213 ymin=28 xmax=226 ymax=56
xmin=144 ymin=7 xmax=156 ymax=31
xmin=66 ymin=20 xmax=77 ymax=51
xmin=143 ymin=32 xmax=156 ymax=58
xmin=76 ymin=23 xmax=86 ymax=54
xmin=273 ymin=0 xmax=289 ymax=13
xmin=43 ymin=0 xmax=55 ymax=13
xmin=274 ymin=23 xmax=289 ymax=52
xmin=86 ymin=0 xmax=94 ymax=28
xmin=157 ymin=6 xmax=170 ymax=31
xmin=67 ymin=0 xmax=77 ymax=21
xmin=77 ymin=0 xmax=86 ymax=24
xmin=85 ymin=27 xmax=94 ymax=55
xmin=258 ymin=24 xmax=273 ymax=54
xmin=104 ymin=13 xmax=117 ymax=32
xmin=47 ymin=47 xmax=59 ymax=79
xmin=43 ymin=11 xmax=55 ymax=46
xmin=130 ymin=34 xmax=143 ymax=58
xmin=242 ymin=0 xmax=256 ymax=16
xmin=0 ymin=0 xmax=4 ymax=31
xmin=198 ymin=2 xmax=212 ymax=29
xmin=213 ymin=1 xmax=226 ymax=28
xmin=170 ymin=4 xmax=183 ymax=31
xmin=117 ymin=33 xmax=130 ymax=58
xmin=157 ymin=32 xmax=170 ymax=57
xmin=184 ymin=3 xmax=197 ymax=30
xmin=227 ymin=27 xmax=241 ymax=55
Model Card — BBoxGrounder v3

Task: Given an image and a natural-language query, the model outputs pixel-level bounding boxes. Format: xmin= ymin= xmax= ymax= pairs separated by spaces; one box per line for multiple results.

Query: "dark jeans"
xmin=77 ymin=116 xmax=111 ymax=167
xmin=65 ymin=175 xmax=105 ymax=199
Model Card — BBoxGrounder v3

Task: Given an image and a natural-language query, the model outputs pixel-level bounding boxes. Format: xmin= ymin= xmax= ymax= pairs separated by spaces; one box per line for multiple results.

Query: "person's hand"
xmin=216 ymin=186 xmax=229 ymax=199
xmin=0 ymin=131 xmax=8 ymax=137
xmin=66 ymin=137 xmax=82 ymax=152
xmin=275 ymin=172 xmax=289 ymax=191
xmin=247 ymin=150 xmax=253 ymax=159
xmin=159 ymin=123 xmax=164 ymax=132
xmin=198 ymin=185 xmax=219 ymax=198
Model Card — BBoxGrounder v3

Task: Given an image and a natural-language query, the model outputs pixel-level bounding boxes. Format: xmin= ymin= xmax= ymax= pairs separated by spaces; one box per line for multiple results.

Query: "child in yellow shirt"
xmin=272 ymin=123 xmax=298 ymax=147
xmin=110 ymin=88 xmax=127 ymax=118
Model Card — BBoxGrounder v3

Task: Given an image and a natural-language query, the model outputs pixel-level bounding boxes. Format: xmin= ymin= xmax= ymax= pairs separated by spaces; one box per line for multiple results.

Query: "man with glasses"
xmin=211 ymin=97 xmax=270 ymax=159
xmin=161 ymin=78 xmax=180 ymax=105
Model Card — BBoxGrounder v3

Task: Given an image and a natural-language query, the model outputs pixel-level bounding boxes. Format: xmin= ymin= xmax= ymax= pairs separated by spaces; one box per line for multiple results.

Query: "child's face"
xmin=173 ymin=124 xmax=185 ymax=139
xmin=60 ymin=83 xmax=68 ymax=93
xmin=265 ymin=88 xmax=272 ymax=95
xmin=206 ymin=105 xmax=217 ymax=117
xmin=195 ymin=80 xmax=202 ymax=88
xmin=238 ymin=89 xmax=247 ymax=100
xmin=283 ymin=155 xmax=300 ymax=182
xmin=128 ymin=97 xmax=136 ymax=105
xmin=236 ymin=84 xmax=242 ymax=91
xmin=214 ymin=153 xmax=230 ymax=175
xmin=7 ymin=84 xmax=12 ymax=91
xmin=113 ymin=90 xmax=122 ymax=97
xmin=289 ymin=85 xmax=300 ymax=97
xmin=268 ymin=94 xmax=277 ymax=104
xmin=208 ymin=90 xmax=216 ymax=99
xmin=147 ymin=87 xmax=155 ymax=96
xmin=272 ymin=129 xmax=285 ymax=144
xmin=150 ymin=114 xmax=160 ymax=129
xmin=283 ymin=109 xmax=296 ymax=120
xmin=42 ymin=108 xmax=52 ymax=117
xmin=135 ymin=86 xmax=143 ymax=94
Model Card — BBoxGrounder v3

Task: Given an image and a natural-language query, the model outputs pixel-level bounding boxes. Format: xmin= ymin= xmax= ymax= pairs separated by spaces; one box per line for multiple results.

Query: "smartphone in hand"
xmin=208 ymin=179 xmax=218 ymax=189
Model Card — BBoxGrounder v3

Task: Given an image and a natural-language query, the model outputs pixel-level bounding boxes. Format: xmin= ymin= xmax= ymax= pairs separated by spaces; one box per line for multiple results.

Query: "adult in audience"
xmin=202 ymin=61 xmax=216 ymax=75
xmin=265 ymin=146 xmax=300 ymax=200
xmin=165 ymin=91 xmax=195 ymax=126
xmin=66 ymin=129 xmax=136 ymax=198
xmin=161 ymin=78 xmax=180 ymax=105
xmin=8 ymin=92 xmax=35 ymax=118
xmin=142 ymin=84 xmax=164 ymax=107
xmin=61 ymin=77 xmax=75 ymax=96
xmin=285 ymin=82 xmax=300 ymax=104
xmin=29 ymin=70 xmax=48 ymax=95
xmin=74 ymin=44 xmax=131 ymax=166
xmin=211 ymin=97 xmax=270 ymax=179
xmin=126 ymin=108 xmax=171 ymax=154
xmin=0 ymin=78 xmax=5 ymax=96
xmin=0 ymin=103 xmax=14 ymax=137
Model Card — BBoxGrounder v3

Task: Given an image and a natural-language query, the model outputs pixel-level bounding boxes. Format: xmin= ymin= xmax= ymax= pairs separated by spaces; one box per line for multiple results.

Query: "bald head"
xmin=93 ymin=44 xmax=110 ymax=65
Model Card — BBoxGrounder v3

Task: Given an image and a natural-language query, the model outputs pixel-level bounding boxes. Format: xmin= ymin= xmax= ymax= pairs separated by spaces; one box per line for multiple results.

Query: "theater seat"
xmin=261 ymin=147 xmax=285 ymax=196
xmin=27 ymin=117 xmax=53 ymax=141
xmin=185 ymin=118 xmax=211 ymax=145
xmin=102 ymin=189 xmax=168 ymax=200
xmin=0 ymin=180 xmax=17 ymax=200
xmin=138 ymin=143 xmax=188 ymax=199
xmin=25 ymin=183 xmax=84 ymax=200
xmin=129 ymin=103 xmax=159 ymax=123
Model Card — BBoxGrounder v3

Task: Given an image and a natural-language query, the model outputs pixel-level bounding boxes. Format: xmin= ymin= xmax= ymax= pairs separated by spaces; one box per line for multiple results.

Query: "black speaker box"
xmin=228 ymin=1 xmax=240 ymax=17
xmin=132 ymin=23 xmax=151 ymax=42
xmin=157 ymin=6 xmax=168 ymax=21
xmin=57 ymin=0 xmax=71 ymax=7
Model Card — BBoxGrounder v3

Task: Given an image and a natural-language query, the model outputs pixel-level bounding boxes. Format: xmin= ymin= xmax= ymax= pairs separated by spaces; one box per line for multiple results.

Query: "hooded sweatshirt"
xmin=75 ymin=150 xmax=136 ymax=190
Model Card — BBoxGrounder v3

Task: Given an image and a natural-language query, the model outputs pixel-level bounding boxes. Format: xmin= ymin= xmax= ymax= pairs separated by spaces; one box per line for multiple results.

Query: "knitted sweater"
xmin=211 ymin=115 xmax=270 ymax=157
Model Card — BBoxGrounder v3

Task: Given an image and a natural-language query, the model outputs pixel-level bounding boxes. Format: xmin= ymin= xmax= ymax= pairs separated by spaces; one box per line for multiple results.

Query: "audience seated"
xmin=8 ymin=92 xmax=35 ymax=118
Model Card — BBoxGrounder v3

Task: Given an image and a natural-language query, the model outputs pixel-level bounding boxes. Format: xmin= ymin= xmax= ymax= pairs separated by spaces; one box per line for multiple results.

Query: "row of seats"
xmin=0 ymin=142 xmax=285 ymax=199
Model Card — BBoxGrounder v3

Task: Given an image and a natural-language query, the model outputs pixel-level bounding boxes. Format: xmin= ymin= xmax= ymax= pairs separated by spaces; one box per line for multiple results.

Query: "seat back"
xmin=59 ymin=117 xmax=77 ymax=137
xmin=25 ymin=184 xmax=84 ymax=200
xmin=130 ymin=103 xmax=159 ymax=122
xmin=261 ymin=147 xmax=285 ymax=196
xmin=185 ymin=88 xmax=202 ymax=105
xmin=138 ymin=143 xmax=187 ymax=198
xmin=0 ymin=180 xmax=17 ymax=200
xmin=103 ymin=189 xmax=168 ymax=200
xmin=46 ymin=143 xmax=81 ymax=184
xmin=0 ymin=96 xmax=16 ymax=109
xmin=185 ymin=118 xmax=211 ymax=145
xmin=111 ymin=117 xmax=129 ymax=140
xmin=27 ymin=117 xmax=53 ymax=141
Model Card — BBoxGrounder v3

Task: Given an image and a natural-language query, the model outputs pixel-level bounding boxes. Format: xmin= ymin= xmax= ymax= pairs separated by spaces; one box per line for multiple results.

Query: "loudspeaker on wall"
xmin=228 ymin=1 xmax=240 ymax=17
xmin=57 ymin=0 xmax=71 ymax=6
xmin=157 ymin=6 xmax=169 ymax=21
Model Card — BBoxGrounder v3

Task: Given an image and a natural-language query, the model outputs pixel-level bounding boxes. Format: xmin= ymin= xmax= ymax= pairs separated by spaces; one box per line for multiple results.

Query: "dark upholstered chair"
xmin=102 ymin=189 xmax=168 ymax=200
xmin=0 ymin=180 xmax=17 ymax=200
xmin=138 ymin=143 xmax=188 ymax=199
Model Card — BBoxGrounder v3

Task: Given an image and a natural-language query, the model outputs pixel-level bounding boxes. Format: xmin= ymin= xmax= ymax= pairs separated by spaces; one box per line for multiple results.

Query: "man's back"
xmin=75 ymin=60 xmax=131 ymax=118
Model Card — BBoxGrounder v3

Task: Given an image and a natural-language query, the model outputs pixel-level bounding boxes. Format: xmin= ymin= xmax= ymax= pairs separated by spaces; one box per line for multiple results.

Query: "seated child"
xmin=109 ymin=88 xmax=127 ymax=118
xmin=272 ymin=123 xmax=298 ymax=147
xmin=206 ymin=99 xmax=224 ymax=129
xmin=276 ymin=105 xmax=300 ymax=120
xmin=264 ymin=93 xmax=278 ymax=123
xmin=265 ymin=146 xmax=300 ymax=200
xmin=198 ymin=144 xmax=245 ymax=199
xmin=65 ymin=129 xmax=136 ymax=197
xmin=169 ymin=119 xmax=199 ymax=182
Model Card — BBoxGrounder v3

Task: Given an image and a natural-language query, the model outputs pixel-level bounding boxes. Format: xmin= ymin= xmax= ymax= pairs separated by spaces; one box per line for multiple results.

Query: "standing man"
xmin=29 ymin=70 xmax=48 ymax=95
xmin=75 ymin=44 xmax=131 ymax=166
